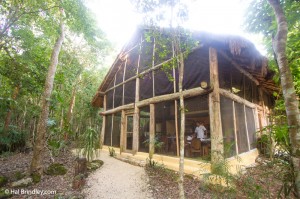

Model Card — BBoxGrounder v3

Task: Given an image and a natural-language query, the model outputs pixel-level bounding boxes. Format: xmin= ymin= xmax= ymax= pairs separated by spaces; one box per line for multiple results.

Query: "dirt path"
xmin=83 ymin=151 xmax=153 ymax=199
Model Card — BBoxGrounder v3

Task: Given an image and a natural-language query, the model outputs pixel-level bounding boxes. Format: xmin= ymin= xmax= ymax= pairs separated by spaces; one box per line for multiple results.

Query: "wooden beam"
xmin=218 ymin=50 xmax=259 ymax=85
xmin=136 ymin=87 xmax=211 ymax=108
xmin=101 ymin=103 xmax=134 ymax=115
xmin=149 ymin=103 xmax=155 ymax=159
xmin=208 ymin=47 xmax=224 ymax=165
xmin=219 ymin=88 xmax=258 ymax=109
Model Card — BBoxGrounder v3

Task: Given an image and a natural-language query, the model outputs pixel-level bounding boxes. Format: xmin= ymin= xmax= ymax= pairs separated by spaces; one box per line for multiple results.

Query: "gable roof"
xmin=92 ymin=28 xmax=278 ymax=107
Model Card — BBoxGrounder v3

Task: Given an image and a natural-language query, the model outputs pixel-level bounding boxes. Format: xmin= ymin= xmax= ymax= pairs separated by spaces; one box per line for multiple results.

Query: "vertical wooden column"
xmin=132 ymin=37 xmax=142 ymax=154
xmin=120 ymin=110 xmax=126 ymax=153
xmin=132 ymin=78 xmax=140 ymax=154
xmin=100 ymin=95 xmax=107 ymax=148
xmin=208 ymin=47 xmax=224 ymax=165
xmin=149 ymin=103 xmax=155 ymax=159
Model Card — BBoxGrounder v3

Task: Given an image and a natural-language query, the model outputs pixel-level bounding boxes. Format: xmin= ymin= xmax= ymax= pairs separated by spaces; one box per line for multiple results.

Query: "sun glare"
xmin=86 ymin=0 xmax=266 ymax=55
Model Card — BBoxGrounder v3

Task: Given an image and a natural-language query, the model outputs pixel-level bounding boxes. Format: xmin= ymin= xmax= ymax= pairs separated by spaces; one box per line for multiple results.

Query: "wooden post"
xmin=132 ymin=79 xmax=140 ymax=154
xmin=100 ymin=95 xmax=107 ymax=148
xmin=208 ymin=47 xmax=224 ymax=166
xmin=132 ymin=38 xmax=142 ymax=154
xmin=149 ymin=103 xmax=155 ymax=158
xmin=120 ymin=110 xmax=126 ymax=153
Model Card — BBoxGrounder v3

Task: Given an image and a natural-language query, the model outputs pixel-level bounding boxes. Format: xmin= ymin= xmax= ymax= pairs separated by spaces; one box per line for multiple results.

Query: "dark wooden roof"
xmin=92 ymin=28 xmax=278 ymax=107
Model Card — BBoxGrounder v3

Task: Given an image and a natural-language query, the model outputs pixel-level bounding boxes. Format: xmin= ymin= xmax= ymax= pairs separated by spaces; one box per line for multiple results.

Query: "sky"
xmin=86 ymin=0 xmax=265 ymax=59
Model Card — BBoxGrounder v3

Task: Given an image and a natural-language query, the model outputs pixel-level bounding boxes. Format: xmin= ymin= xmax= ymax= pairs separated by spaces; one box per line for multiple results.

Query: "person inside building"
xmin=194 ymin=121 xmax=207 ymax=140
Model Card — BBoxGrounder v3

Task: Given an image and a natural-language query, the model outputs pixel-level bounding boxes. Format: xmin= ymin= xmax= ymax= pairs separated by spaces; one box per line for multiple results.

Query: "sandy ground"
xmin=83 ymin=151 xmax=153 ymax=199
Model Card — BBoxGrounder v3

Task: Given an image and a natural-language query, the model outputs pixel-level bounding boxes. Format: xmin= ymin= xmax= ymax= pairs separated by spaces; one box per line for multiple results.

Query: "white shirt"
xmin=195 ymin=125 xmax=206 ymax=139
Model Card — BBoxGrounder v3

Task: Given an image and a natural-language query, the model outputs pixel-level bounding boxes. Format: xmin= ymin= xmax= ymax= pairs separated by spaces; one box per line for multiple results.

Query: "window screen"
xmin=154 ymin=69 xmax=174 ymax=96
xmin=246 ymin=106 xmax=256 ymax=150
xmin=231 ymin=67 xmax=244 ymax=98
xmin=183 ymin=47 xmax=210 ymax=90
xmin=106 ymin=90 xmax=114 ymax=110
xmin=104 ymin=115 xmax=113 ymax=146
xmin=218 ymin=53 xmax=232 ymax=91
xmin=154 ymin=38 xmax=173 ymax=66
xmin=107 ymin=76 xmax=115 ymax=90
xmin=220 ymin=96 xmax=236 ymax=157
xmin=244 ymin=76 xmax=252 ymax=102
xmin=112 ymin=113 xmax=121 ymax=147
xmin=234 ymin=102 xmax=249 ymax=154
xmin=139 ymin=40 xmax=153 ymax=72
xmin=115 ymin=63 xmax=125 ymax=85
xmin=114 ymin=86 xmax=123 ymax=108
xmin=155 ymin=100 xmax=176 ymax=156
xmin=124 ymin=79 xmax=136 ymax=104
xmin=140 ymin=72 xmax=153 ymax=100
xmin=125 ymin=48 xmax=139 ymax=80
xmin=139 ymin=106 xmax=150 ymax=152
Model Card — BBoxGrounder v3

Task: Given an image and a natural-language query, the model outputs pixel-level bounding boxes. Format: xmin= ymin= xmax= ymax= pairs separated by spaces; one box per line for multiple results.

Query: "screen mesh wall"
xmin=104 ymin=115 xmax=112 ymax=146
xmin=220 ymin=96 xmax=236 ymax=157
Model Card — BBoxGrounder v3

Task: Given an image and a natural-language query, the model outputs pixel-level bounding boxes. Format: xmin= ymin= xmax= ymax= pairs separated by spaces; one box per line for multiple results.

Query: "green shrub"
xmin=0 ymin=125 xmax=27 ymax=153
xmin=45 ymin=163 xmax=67 ymax=176
xmin=0 ymin=176 xmax=8 ymax=187
xmin=14 ymin=171 xmax=26 ymax=180
xmin=31 ymin=173 xmax=41 ymax=183
xmin=108 ymin=147 xmax=115 ymax=157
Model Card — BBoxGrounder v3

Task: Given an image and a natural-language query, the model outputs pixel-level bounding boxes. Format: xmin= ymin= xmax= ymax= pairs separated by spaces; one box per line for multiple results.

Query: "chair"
xmin=190 ymin=138 xmax=202 ymax=157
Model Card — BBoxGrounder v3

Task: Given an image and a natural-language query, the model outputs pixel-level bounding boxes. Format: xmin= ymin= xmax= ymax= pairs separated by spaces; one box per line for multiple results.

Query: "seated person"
xmin=186 ymin=133 xmax=194 ymax=144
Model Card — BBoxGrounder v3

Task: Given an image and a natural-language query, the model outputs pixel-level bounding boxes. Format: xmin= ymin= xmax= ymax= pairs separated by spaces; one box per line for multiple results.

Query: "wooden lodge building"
xmin=92 ymin=28 xmax=278 ymax=169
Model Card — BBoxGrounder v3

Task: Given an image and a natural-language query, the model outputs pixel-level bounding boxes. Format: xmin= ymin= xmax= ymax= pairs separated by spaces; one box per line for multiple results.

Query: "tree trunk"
xmin=30 ymin=10 xmax=65 ymax=174
xmin=268 ymin=0 xmax=300 ymax=196
xmin=3 ymin=85 xmax=20 ymax=133
xmin=174 ymin=34 xmax=185 ymax=199
xmin=65 ymin=87 xmax=76 ymax=141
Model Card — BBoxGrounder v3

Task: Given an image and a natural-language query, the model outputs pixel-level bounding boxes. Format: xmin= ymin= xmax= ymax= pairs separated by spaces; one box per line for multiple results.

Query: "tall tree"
xmin=245 ymin=0 xmax=300 ymax=196
xmin=133 ymin=0 xmax=190 ymax=197
xmin=267 ymin=0 xmax=300 ymax=196
xmin=30 ymin=7 xmax=65 ymax=174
